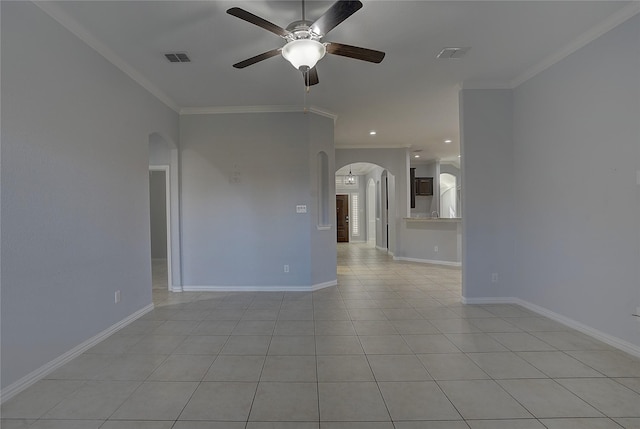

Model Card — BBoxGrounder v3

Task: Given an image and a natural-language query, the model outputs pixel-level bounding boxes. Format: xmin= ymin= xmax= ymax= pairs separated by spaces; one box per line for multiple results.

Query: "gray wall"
xmin=460 ymin=89 xmax=515 ymax=299
xmin=365 ymin=165 xmax=385 ymax=247
xmin=179 ymin=112 xmax=335 ymax=288
xmin=402 ymin=221 xmax=460 ymax=263
xmin=149 ymin=171 xmax=167 ymax=259
xmin=308 ymin=114 xmax=338 ymax=287
xmin=512 ymin=14 xmax=640 ymax=347
xmin=1 ymin=2 xmax=179 ymax=389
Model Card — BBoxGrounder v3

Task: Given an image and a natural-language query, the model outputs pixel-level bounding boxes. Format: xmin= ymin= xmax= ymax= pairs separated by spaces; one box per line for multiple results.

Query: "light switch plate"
xmin=296 ymin=205 xmax=307 ymax=213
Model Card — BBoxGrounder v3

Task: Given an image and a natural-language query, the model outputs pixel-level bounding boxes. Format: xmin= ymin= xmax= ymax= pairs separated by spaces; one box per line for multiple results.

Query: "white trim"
xmin=511 ymin=3 xmax=640 ymax=88
xmin=33 ymin=2 xmax=179 ymax=112
xmin=0 ymin=303 xmax=154 ymax=404
xmin=180 ymin=105 xmax=338 ymax=122
xmin=149 ymin=166 xmax=172 ymax=291
xmin=461 ymin=296 xmax=514 ymax=305
xmin=311 ymin=280 xmax=339 ymax=291
xmin=512 ymin=298 xmax=640 ymax=359
xmin=182 ymin=280 xmax=338 ymax=293
xmin=460 ymin=80 xmax=512 ymax=90
xmin=459 ymin=297 xmax=640 ymax=358
xmin=317 ymin=225 xmax=332 ymax=231
xmin=393 ymin=256 xmax=461 ymax=267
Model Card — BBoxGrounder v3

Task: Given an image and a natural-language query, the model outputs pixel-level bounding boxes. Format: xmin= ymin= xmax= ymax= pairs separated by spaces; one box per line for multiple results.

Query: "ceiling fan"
xmin=227 ymin=0 xmax=385 ymax=87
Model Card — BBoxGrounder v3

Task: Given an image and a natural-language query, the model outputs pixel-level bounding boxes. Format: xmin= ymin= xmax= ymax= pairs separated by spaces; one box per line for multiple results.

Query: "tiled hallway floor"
xmin=3 ymin=244 xmax=640 ymax=428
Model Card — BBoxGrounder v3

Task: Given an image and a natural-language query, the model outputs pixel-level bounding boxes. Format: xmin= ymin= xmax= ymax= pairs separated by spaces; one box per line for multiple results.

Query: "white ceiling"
xmin=44 ymin=1 xmax=635 ymax=162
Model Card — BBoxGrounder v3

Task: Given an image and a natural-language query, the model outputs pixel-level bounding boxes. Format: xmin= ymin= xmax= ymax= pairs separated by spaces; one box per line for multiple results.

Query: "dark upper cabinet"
xmin=415 ymin=177 xmax=433 ymax=196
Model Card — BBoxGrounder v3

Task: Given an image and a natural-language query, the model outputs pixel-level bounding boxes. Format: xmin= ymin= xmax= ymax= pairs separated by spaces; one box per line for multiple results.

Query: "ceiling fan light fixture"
xmin=282 ymin=39 xmax=326 ymax=70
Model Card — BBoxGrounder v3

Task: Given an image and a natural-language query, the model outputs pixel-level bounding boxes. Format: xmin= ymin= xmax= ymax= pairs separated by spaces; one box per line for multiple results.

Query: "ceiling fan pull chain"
xmin=303 ymin=79 xmax=308 ymax=113
xmin=302 ymin=0 xmax=306 ymax=22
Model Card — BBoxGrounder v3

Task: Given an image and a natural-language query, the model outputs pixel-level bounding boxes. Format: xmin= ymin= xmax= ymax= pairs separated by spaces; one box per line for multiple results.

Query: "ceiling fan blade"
xmin=302 ymin=67 xmax=320 ymax=86
xmin=227 ymin=7 xmax=289 ymax=38
xmin=233 ymin=49 xmax=282 ymax=69
xmin=326 ymin=42 xmax=385 ymax=63
xmin=310 ymin=0 xmax=363 ymax=36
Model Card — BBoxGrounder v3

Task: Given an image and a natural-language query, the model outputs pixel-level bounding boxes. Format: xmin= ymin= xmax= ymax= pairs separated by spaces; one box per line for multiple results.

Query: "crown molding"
xmin=180 ymin=105 xmax=338 ymax=121
xmin=511 ymin=2 xmax=640 ymax=88
xmin=460 ymin=80 xmax=512 ymax=90
xmin=33 ymin=1 xmax=180 ymax=113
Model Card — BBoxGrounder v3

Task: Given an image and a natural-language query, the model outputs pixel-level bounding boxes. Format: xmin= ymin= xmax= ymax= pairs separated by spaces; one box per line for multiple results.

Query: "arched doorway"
xmin=335 ymin=162 xmax=392 ymax=250
xmin=148 ymin=132 xmax=180 ymax=292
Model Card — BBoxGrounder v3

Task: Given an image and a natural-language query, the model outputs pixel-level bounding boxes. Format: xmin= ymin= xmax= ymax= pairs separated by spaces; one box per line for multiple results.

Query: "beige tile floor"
xmin=3 ymin=243 xmax=640 ymax=428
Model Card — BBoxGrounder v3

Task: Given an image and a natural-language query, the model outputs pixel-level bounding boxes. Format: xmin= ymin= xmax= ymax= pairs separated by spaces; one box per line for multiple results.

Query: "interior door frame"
xmin=149 ymin=165 xmax=172 ymax=291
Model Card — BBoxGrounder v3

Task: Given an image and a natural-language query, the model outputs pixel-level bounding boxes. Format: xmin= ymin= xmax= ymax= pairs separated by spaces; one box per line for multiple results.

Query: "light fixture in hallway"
xmin=345 ymin=165 xmax=356 ymax=185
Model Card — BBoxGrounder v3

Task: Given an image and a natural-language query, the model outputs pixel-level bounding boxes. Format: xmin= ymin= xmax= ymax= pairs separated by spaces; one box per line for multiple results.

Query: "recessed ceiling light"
xmin=444 ymin=139 xmax=452 ymax=144
xmin=414 ymin=155 xmax=420 ymax=158
xmin=369 ymin=130 xmax=377 ymax=136
xmin=458 ymin=155 xmax=461 ymax=158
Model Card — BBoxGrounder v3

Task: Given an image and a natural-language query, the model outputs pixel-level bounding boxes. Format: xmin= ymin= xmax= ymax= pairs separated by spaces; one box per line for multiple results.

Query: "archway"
xmin=439 ymin=172 xmax=457 ymax=218
xmin=335 ymin=162 xmax=391 ymax=250
xmin=148 ymin=132 xmax=181 ymax=292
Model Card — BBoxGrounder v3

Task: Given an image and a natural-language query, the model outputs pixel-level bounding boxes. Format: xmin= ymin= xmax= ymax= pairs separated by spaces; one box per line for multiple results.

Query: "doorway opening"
xmin=335 ymin=162 xmax=393 ymax=251
xmin=149 ymin=166 xmax=172 ymax=291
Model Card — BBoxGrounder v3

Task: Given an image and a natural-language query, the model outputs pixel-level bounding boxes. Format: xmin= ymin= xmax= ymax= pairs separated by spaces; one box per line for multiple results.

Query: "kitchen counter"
xmin=404 ymin=217 xmax=461 ymax=223
xmin=398 ymin=217 xmax=462 ymax=266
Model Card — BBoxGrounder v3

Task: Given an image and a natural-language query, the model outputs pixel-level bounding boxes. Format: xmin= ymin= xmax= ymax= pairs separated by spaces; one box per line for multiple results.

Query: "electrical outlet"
xmin=434 ymin=245 xmax=438 ymax=253
xmin=491 ymin=273 xmax=499 ymax=283
xmin=284 ymin=265 xmax=289 ymax=273
xmin=115 ymin=290 xmax=121 ymax=303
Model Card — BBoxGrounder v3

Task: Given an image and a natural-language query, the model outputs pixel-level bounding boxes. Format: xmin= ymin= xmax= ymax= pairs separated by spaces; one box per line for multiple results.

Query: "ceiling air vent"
xmin=436 ymin=47 xmax=470 ymax=59
xmin=164 ymin=52 xmax=191 ymax=63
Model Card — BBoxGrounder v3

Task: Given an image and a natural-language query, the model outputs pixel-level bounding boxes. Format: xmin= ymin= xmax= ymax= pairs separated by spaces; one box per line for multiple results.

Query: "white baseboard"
xmin=461 ymin=296 xmax=640 ymax=358
xmin=310 ymin=280 xmax=339 ymax=291
xmin=0 ymin=303 xmax=154 ymax=404
xmin=394 ymin=256 xmax=461 ymax=267
xmin=182 ymin=280 xmax=338 ymax=293
xmin=461 ymin=296 xmax=514 ymax=305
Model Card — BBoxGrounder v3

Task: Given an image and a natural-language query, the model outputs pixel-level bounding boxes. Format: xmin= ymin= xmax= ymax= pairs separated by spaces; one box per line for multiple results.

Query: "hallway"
xmin=2 ymin=244 xmax=640 ymax=428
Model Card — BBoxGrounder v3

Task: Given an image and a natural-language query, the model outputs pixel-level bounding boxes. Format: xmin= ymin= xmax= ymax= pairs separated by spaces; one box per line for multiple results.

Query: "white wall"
xmin=179 ymin=112 xmax=336 ymax=289
xmin=460 ymin=89 xmax=515 ymax=299
xmin=512 ymin=14 xmax=640 ymax=348
xmin=1 ymin=2 xmax=179 ymax=390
